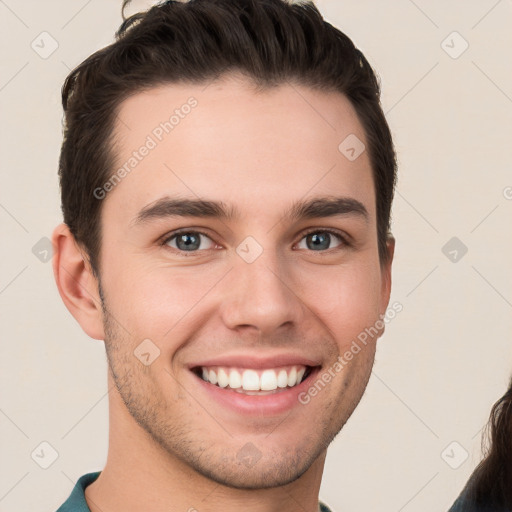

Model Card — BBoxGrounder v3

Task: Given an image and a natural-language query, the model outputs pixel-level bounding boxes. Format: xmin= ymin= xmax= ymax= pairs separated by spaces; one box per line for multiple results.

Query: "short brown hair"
xmin=59 ymin=0 xmax=397 ymax=276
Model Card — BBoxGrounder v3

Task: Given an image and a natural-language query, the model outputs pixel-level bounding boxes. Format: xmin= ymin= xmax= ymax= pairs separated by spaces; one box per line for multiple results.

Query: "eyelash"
xmin=159 ymin=227 xmax=351 ymax=256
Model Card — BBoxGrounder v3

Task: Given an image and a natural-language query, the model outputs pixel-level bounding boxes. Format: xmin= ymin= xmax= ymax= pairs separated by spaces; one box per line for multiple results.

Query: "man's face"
xmin=96 ymin=75 xmax=392 ymax=489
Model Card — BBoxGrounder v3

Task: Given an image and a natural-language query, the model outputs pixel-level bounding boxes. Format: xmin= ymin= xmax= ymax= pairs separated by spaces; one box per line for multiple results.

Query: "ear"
xmin=378 ymin=235 xmax=395 ymax=331
xmin=51 ymin=223 xmax=105 ymax=340
xmin=381 ymin=236 xmax=395 ymax=304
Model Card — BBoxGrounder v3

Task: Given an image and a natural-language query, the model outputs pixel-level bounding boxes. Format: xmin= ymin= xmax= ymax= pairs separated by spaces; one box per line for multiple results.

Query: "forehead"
xmin=105 ymin=75 xmax=375 ymax=226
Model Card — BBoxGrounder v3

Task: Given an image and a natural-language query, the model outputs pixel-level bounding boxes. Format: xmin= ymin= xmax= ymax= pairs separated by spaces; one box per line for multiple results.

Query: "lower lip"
xmin=191 ymin=367 xmax=321 ymax=416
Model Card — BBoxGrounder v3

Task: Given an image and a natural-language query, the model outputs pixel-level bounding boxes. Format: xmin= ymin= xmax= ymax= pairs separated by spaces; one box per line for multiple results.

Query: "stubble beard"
xmin=98 ymin=287 xmax=372 ymax=490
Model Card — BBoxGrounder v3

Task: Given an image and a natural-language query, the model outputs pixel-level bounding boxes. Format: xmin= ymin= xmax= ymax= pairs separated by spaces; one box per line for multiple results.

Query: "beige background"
xmin=1 ymin=1 xmax=511 ymax=510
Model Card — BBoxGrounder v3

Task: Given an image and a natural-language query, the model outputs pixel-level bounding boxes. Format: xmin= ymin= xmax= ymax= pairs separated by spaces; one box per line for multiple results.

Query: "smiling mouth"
xmin=191 ymin=365 xmax=316 ymax=395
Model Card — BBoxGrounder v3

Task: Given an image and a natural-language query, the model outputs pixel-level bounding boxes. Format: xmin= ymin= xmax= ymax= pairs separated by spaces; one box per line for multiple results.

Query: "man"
xmin=52 ymin=0 xmax=397 ymax=510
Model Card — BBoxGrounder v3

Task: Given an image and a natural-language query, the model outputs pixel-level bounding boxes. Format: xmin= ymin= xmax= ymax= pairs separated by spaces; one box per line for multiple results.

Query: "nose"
xmin=219 ymin=248 xmax=305 ymax=337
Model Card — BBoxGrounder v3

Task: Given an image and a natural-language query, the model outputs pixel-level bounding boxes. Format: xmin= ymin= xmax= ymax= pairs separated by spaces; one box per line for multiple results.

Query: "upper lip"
xmin=188 ymin=353 xmax=322 ymax=370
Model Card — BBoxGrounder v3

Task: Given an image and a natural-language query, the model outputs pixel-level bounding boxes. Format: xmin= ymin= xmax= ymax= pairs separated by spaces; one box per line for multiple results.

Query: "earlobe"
xmin=51 ymin=223 xmax=105 ymax=340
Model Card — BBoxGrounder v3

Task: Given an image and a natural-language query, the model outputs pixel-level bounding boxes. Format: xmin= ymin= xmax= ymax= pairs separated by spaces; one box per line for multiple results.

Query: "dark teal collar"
xmin=56 ymin=472 xmax=100 ymax=512
xmin=56 ymin=471 xmax=334 ymax=512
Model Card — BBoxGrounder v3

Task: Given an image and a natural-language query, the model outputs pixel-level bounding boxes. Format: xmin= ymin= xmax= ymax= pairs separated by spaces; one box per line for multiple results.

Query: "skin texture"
xmin=52 ymin=73 xmax=394 ymax=512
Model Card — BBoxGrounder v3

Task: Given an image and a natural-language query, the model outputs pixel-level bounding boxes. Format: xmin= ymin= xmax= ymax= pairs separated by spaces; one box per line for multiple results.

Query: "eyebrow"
xmin=131 ymin=195 xmax=369 ymax=227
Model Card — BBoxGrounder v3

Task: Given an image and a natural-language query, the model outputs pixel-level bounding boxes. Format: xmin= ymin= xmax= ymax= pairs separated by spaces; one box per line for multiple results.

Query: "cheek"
xmin=104 ymin=263 xmax=226 ymax=336
xmin=303 ymin=263 xmax=383 ymax=344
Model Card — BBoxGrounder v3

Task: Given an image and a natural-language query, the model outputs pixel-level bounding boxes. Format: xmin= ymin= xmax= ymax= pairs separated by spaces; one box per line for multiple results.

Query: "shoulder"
xmin=56 ymin=471 xmax=101 ymax=512
xmin=319 ymin=500 xmax=335 ymax=512
xmin=448 ymin=487 xmax=510 ymax=512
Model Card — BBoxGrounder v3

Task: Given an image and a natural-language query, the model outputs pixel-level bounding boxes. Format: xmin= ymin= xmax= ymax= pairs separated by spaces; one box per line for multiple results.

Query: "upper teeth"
xmin=200 ymin=366 xmax=307 ymax=391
